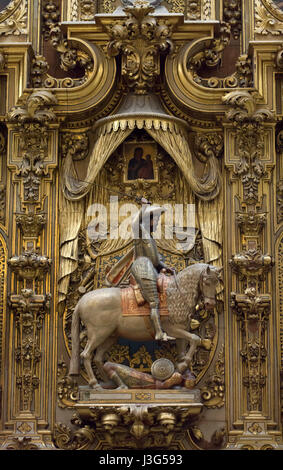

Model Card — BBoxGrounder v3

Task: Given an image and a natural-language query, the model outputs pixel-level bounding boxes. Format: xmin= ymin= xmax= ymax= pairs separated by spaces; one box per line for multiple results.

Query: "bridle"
xmin=172 ymin=267 xmax=216 ymax=305
xmin=199 ymin=269 xmax=217 ymax=304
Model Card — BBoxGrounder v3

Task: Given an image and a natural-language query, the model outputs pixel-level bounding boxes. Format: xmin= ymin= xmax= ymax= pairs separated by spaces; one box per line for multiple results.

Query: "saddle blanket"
xmin=121 ymin=274 xmax=170 ymax=317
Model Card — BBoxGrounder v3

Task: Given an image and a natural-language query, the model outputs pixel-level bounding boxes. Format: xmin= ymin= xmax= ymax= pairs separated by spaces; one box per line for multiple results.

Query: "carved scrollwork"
xmin=235 ymin=208 xmax=267 ymax=237
xmin=0 ymin=184 xmax=5 ymax=224
xmin=106 ymin=5 xmax=174 ymax=94
xmin=6 ymin=437 xmax=38 ymax=450
xmin=8 ymin=91 xmax=57 ymax=202
xmin=230 ymin=249 xmax=273 ymax=283
xmin=61 ymin=133 xmax=89 ymax=161
xmin=9 ymin=289 xmax=52 ymax=411
xmin=8 ymin=90 xmax=57 ymax=125
xmin=52 ymin=422 xmax=92 ymax=450
xmin=187 ymin=22 xmax=252 ymax=90
xmin=255 ymin=0 xmax=283 ymax=35
xmin=188 ymin=22 xmax=231 ymax=72
xmin=8 ymin=250 xmax=51 ymax=281
xmin=53 ymin=403 xmax=203 ymax=449
xmin=31 ymin=52 xmax=91 ymax=88
xmin=260 ymin=0 xmax=283 ymax=21
xmin=231 ymin=288 xmax=271 ymax=412
xmin=57 ymin=360 xmax=79 ymax=409
xmin=223 ymin=90 xmax=274 ymax=124
xmin=0 ymin=0 xmax=27 ymax=36
xmin=223 ymin=0 xmax=242 ymax=39
xmin=277 ymin=181 xmax=283 ymax=224
xmin=194 ymin=132 xmax=223 ymax=163
xmin=200 ymin=345 xmax=225 ymax=409
xmin=42 ymin=0 xmax=94 ymax=87
xmin=15 ymin=212 xmax=47 ymax=238
xmin=224 ymin=91 xmax=274 ymax=204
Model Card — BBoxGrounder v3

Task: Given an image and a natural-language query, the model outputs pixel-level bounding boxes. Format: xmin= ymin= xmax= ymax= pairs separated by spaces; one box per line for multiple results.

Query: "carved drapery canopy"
xmin=63 ymin=93 xmax=221 ymax=202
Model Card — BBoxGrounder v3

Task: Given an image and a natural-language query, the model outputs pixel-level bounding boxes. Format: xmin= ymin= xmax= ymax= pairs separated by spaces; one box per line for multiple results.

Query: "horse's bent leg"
xmin=166 ymin=325 xmax=201 ymax=372
xmin=81 ymin=327 xmax=116 ymax=389
xmin=81 ymin=331 xmax=100 ymax=388
xmin=93 ymin=335 xmax=117 ymax=383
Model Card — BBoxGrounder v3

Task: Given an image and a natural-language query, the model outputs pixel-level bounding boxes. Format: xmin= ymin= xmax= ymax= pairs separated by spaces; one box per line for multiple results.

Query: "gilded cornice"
xmin=45 ymin=39 xmax=117 ymax=118
xmin=165 ymin=37 xmax=232 ymax=117
xmin=0 ymin=43 xmax=32 ymax=116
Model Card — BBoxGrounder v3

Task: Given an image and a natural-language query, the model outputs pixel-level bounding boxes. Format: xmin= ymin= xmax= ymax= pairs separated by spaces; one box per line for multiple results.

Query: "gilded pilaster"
xmin=0 ymin=91 xmax=59 ymax=449
xmin=223 ymin=90 xmax=282 ymax=449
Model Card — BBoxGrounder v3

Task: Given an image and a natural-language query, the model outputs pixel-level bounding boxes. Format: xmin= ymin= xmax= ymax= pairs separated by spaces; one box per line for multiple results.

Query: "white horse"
xmin=69 ymin=263 xmax=221 ymax=389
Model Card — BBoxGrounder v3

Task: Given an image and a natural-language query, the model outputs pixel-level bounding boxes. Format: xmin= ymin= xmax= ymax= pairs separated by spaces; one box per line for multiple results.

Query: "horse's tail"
xmin=69 ymin=303 xmax=81 ymax=376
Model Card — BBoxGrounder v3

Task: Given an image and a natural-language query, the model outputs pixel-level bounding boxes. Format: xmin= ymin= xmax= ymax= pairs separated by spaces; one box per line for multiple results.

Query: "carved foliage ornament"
xmin=70 ymin=0 xmax=97 ymax=20
xmin=8 ymin=90 xmax=57 ymax=125
xmin=255 ymin=0 xmax=283 ymax=35
xmin=277 ymin=181 xmax=283 ymax=224
xmin=166 ymin=0 xmax=213 ymax=20
xmin=42 ymin=0 xmax=93 ymax=87
xmin=200 ymin=345 xmax=225 ymax=409
xmin=231 ymin=288 xmax=271 ymax=412
xmin=8 ymin=91 xmax=57 ymax=202
xmin=0 ymin=0 xmax=27 ymax=36
xmin=0 ymin=130 xmax=6 ymax=224
xmin=9 ymin=289 xmax=51 ymax=411
xmin=53 ymin=404 xmax=202 ymax=450
xmin=223 ymin=91 xmax=273 ymax=204
xmin=187 ymin=24 xmax=253 ymax=89
xmin=223 ymin=0 xmax=242 ymax=39
xmin=8 ymin=250 xmax=51 ymax=281
xmin=106 ymin=4 xmax=174 ymax=94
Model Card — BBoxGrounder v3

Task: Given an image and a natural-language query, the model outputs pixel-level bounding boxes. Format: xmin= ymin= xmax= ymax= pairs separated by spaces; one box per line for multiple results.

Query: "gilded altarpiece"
xmin=0 ymin=0 xmax=282 ymax=451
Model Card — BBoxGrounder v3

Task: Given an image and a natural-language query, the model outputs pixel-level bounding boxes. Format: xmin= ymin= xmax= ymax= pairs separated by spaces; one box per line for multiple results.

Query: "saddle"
xmin=121 ymin=273 xmax=170 ymax=317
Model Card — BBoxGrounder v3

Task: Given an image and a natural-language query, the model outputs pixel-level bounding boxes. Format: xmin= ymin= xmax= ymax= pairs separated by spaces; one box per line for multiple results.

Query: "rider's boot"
xmin=150 ymin=307 xmax=175 ymax=341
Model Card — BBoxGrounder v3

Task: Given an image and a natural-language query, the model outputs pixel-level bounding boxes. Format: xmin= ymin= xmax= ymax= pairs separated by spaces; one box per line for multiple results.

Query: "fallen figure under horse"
xmin=68 ymin=263 xmax=222 ymax=390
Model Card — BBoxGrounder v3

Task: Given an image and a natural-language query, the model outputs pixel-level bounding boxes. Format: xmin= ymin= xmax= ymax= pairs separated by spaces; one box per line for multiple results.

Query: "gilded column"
xmin=223 ymin=90 xmax=282 ymax=449
xmin=0 ymin=90 xmax=58 ymax=449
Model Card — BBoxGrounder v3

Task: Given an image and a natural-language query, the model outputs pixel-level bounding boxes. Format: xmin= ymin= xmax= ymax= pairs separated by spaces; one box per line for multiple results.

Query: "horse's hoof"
xmin=89 ymin=380 xmax=102 ymax=390
xmin=116 ymin=385 xmax=129 ymax=390
xmin=176 ymin=361 xmax=188 ymax=374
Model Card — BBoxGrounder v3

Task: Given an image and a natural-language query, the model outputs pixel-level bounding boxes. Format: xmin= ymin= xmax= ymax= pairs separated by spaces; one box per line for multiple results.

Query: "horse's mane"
xmin=166 ymin=263 xmax=206 ymax=325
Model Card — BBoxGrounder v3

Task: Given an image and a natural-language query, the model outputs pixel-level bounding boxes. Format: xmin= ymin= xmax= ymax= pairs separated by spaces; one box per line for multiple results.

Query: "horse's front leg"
xmin=167 ymin=325 xmax=201 ymax=373
xmin=176 ymin=338 xmax=188 ymax=364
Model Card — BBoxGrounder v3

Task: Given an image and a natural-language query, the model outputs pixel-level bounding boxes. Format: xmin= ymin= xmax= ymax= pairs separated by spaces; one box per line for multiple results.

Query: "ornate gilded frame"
xmin=0 ymin=0 xmax=27 ymax=36
xmin=261 ymin=0 xmax=283 ymax=19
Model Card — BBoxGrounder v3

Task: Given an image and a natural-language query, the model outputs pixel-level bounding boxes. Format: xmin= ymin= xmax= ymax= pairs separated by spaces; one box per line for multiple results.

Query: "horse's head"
xmin=199 ymin=265 xmax=222 ymax=311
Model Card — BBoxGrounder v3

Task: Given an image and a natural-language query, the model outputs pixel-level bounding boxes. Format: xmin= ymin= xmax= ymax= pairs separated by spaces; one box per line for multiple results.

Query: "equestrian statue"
xmin=68 ymin=201 xmax=222 ymax=390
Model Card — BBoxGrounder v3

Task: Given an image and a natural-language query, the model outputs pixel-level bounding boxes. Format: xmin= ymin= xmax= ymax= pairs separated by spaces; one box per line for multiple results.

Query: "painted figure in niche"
xmin=138 ymin=154 xmax=154 ymax=179
xmin=127 ymin=147 xmax=155 ymax=180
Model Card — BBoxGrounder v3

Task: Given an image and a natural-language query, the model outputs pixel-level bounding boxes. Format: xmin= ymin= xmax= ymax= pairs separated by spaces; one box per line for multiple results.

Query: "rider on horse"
xmin=131 ymin=200 xmax=175 ymax=342
xmin=106 ymin=199 xmax=175 ymax=342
